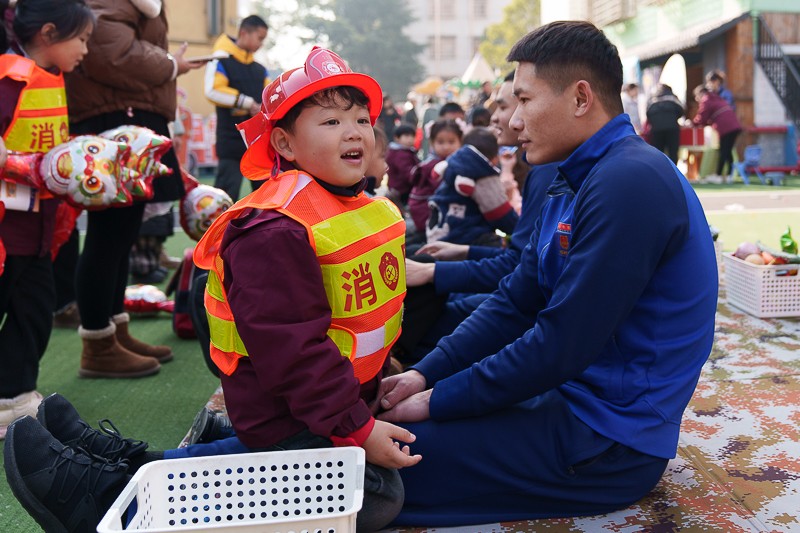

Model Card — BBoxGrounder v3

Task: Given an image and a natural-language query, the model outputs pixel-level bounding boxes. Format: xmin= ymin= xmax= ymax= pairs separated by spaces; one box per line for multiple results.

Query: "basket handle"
xmin=96 ymin=477 xmax=140 ymax=532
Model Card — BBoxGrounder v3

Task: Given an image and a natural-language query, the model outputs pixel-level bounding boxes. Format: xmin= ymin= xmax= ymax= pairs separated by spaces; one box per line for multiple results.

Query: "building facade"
xmin=405 ymin=0 xmax=514 ymax=81
xmin=167 ymin=0 xmax=239 ymax=115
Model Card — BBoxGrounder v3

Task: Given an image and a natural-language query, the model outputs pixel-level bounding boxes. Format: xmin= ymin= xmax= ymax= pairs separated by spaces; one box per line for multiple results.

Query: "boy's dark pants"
xmin=166 ymin=430 xmax=403 ymax=532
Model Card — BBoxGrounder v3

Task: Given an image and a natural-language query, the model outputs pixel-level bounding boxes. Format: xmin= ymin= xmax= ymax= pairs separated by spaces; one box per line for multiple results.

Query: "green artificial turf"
xmin=0 ymin=229 xmax=220 ymax=533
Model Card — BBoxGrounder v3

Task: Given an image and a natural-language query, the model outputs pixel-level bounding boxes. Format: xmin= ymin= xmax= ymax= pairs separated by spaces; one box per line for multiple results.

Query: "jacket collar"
xmin=213 ymin=34 xmax=255 ymax=64
xmin=556 ymin=114 xmax=636 ymax=192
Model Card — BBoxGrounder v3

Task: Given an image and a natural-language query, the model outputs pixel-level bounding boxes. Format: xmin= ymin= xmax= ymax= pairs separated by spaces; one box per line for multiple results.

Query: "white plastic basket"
xmin=97 ymin=448 xmax=365 ymax=533
xmin=722 ymin=253 xmax=800 ymax=318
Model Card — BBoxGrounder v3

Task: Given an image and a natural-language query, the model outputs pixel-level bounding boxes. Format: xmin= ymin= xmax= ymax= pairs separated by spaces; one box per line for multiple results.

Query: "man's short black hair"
xmin=503 ymin=70 xmax=515 ymax=83
xmin=393 ymin=124 xmax=416 ymax=139
xmin=240 ymin=15 xmax=268 ymax=31
xmin=462 ymin=127 xmax=498 ymax=161
xmin=507 ymin=21 xmax=623 ymax=116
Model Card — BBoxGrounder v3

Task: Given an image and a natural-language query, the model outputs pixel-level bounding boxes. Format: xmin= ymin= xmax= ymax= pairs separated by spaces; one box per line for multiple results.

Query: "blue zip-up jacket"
xmin=414 ymin=115 xmax=718 ymax=459
xmin=427 ymin=145 xmax=518 ymax=245
xmin=434 ymin=162 xmax=559 ymax=294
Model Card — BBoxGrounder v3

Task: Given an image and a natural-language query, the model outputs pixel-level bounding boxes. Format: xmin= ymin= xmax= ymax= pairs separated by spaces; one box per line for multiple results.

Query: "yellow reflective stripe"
xmin=327 ymin=327 xmax=355 ymax=360
xmin=18 ymin=87 xmax=67 ymax=110
xmin=321 ymin=236 xmax=405 ymax=318
xmin=4 ymin=116 xmax=68 ymax=152
xmin=384 ymin=307 xmax=402 ymax=346
xmin=206 ymin=312 xmax=249 ymax=356
xmin=312 ymin=200 xmax=401 ymax=256
xmin=206 ymin=270 xmax=225 ymax=302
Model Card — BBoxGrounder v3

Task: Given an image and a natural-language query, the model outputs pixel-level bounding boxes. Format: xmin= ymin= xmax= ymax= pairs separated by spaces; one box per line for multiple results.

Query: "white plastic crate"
xmin=97 ymin=448 xmax=365 ymax=533
xmin=722 ymin=252 xmax=800 ymax=318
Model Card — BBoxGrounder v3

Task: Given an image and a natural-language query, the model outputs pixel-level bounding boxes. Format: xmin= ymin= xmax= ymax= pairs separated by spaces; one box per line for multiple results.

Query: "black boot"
xmin=3 ymin=416 xmax=130 ymax=533
xmin=186 ymin=407 xmax=235 ymax=445
xmin=37 ymin=393 xmax=148 ymax=463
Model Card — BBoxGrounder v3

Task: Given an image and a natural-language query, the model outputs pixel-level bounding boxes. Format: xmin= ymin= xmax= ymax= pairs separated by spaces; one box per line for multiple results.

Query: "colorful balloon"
xmin=40 ymin=135 xmax=134 ymax=210
xmin=99 ymin=126 xmax=172 ymax=201
xmin=180 ymin=182 xmax=233 ymax=241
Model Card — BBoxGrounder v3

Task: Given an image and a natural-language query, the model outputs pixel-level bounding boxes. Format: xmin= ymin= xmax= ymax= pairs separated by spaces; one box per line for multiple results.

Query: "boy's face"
xmin=275 ymin=97 xmax=375 ymax=188
xmin=396 ymin=133 xmax=415 ymax=148
xmin=365 ymin=138 xmax=387 ymax=179
xmin=238 ymin=27 xmax=268 ymax=53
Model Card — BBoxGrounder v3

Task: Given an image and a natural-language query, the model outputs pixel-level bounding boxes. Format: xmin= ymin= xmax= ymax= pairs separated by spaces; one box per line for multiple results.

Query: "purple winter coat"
xmin=693 ymin=91 xmax=741 ymax=136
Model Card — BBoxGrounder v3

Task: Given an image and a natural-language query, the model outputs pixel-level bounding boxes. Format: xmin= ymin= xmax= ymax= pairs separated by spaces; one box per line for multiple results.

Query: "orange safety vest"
xmin=194 ymin=170 xmax=406 ymax=383
xmin=1 ymin=54 xmax=68 ymax=199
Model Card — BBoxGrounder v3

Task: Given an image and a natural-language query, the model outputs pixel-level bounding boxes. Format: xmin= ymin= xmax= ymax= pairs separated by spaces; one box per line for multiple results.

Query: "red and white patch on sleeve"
xmin=454 ymin=175 xmax=476 ymax=196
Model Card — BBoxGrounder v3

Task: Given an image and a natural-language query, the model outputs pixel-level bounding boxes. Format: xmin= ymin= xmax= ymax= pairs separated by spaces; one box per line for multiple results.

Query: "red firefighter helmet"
xmin=238 ymin=47 xmax=383 ymax=179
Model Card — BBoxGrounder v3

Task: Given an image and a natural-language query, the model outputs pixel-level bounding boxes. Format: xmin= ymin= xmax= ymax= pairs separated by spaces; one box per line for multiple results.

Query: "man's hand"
xmin=415 ymin=241 xmax=469 ymax=261
xmin=249 ymin=102 xmax=261 ymax=115
xmin=362 ymin=420 xmax=422 ymax=469
xmin=378 ymin=389 xmax=432 ymax=423
xmin=405 ymin=259 xmax=435 ymax=286
xmin=378 ymin=370 xmax=427 ymax=411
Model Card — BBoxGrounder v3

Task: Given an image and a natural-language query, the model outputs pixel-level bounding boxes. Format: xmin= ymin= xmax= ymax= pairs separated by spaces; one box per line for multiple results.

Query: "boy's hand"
xmin=363 ymin=420 xmax=422 ymax=469
xmin=415 ymin=241 xmax=469 ymax=261
xmin=378 ymin=389 xmax=431 ymax=423
xmin=379 ymin=370 xmax=426 ymax=410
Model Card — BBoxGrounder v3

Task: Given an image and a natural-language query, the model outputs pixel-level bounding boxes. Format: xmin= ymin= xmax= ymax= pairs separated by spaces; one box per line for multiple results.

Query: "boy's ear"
xmin=270 ymin=127 xmax=296 ymax=161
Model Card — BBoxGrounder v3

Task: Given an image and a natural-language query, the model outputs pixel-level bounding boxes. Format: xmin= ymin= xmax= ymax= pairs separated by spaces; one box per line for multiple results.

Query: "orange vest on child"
xmin=1 ymin=54 xmax=68 ymax=200
xmin=194 ymin=170 xmax=406 ymax=382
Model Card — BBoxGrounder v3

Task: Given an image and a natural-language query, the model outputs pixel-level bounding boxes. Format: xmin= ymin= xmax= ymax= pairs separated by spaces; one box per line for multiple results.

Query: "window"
xmin=428 ymin=0 xmax=456 ymax=20
xmin=473 ymin=0 xmax=488 ymax=18
xmin=427 ymin=36 xmax=458 ymax=59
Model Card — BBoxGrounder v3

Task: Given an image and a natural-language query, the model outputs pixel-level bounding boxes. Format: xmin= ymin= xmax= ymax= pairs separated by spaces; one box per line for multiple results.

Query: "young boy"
xmin=385 ymin=123 xmax=419 ymax=207
xmin=4 ymin=47 xmax=420 ymax=533
xmin=426 ymin=126 xmax=519 ymax=246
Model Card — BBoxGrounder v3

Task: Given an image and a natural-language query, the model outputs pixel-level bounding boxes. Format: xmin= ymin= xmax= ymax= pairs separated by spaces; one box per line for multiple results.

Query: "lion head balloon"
xmin=40 ymin=136 xmax=135 ymax=210
xmin=99 ymin=125 xmax=172 ymax=201
xmin=180 ymin=183 xmax=233 ymax=241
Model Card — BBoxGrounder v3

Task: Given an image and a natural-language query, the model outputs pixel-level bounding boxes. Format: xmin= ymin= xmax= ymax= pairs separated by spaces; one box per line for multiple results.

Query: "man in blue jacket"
xmin=379 ymin=20 xmax=718 ymax=526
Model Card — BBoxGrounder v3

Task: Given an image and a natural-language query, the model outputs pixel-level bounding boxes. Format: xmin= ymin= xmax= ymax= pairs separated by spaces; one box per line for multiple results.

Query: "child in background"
xmin=427 ymin=127 xmax=518 ymax=247
xmin=407 ymin=119 xmax=462 ymax=243
xmin=364 ymin=126 xmax=387 ymax=196
xmin=385 ymin=123 xmax=418 ymax=208
xmin=0 ymin=0 xmax=94 ymax=439
xmin=4 ymin=47 xmax=420 ymax=533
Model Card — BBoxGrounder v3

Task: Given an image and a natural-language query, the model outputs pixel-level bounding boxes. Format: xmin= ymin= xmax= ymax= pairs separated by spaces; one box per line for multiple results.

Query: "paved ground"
xmin=697 ymin=189 xmax=800 ymax=212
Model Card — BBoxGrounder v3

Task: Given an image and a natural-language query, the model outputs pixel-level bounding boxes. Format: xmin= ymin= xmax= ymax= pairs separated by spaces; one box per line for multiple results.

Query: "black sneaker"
xmin=37 ymin=393 xmax=148 ymax=463
xmin=186 ymin=407 xmax=234 ymax=445
xmin=3 ymin=416 xmax=130 ymax=533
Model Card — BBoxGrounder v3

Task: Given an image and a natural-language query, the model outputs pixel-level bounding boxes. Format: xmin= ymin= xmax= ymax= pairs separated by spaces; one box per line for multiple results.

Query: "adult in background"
xmin=645 ymin=83 xmax=683 ymax=164
xmin=621 ymin=82 xmax=642 ymax=133
xmin=204 ymin=14 xmax=269 ymax=201
xmin=379 ymin=20 xmax=718 ymax=526
xmin=705 ymin=69 xmax=735 ymax=109
xmin=692 ymin=84 xmax=741 ymax=183
xmin=65 ymin=0 xmax=204 ymax=378
xmin=378 ymin=94 xmax=400 ymax=140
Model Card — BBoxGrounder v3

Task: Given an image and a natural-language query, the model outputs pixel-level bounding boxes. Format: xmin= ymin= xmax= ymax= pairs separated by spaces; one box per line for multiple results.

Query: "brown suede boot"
xmin=112 ymin=313 xmax=174 ymax=362
xmin=79 ymin=323 xmax=161 ymax=378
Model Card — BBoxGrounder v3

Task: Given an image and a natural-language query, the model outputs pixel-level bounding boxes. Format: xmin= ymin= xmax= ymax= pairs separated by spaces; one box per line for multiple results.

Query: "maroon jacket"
xmin=693 ymin=91 xmax=741 ymax=136
xmin=217 ymin=206 xmax=386 ymax=449
xmin=385 ymin=143 xmax=419 ymax=196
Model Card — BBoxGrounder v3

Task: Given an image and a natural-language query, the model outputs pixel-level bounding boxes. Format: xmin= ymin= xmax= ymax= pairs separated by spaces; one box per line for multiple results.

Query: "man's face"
xmin=510 ymin=62 xmax=579 ymax=165
xmin=238 ymin=27 xmax=267 ymax=53
xmin=490 ymin=81 xmax=519 ymax=146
